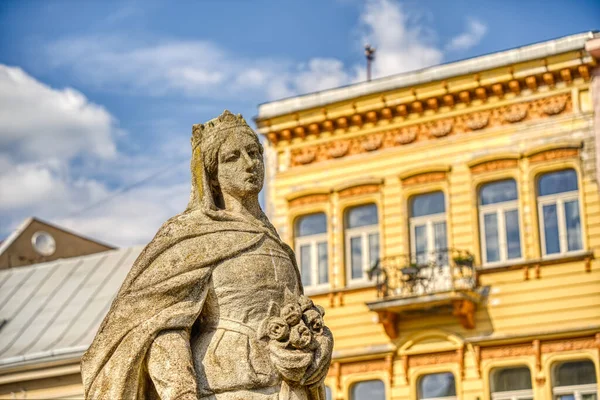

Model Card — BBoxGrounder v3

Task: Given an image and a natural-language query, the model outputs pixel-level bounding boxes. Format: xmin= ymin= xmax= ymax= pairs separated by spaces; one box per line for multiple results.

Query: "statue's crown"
xmin=192 ymin=110 xmax=250 ymax=149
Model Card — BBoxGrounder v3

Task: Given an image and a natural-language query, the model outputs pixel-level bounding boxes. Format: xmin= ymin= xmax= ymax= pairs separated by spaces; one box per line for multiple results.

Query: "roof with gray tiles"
xmin=0 ymin=246 xmax=142 ymax=370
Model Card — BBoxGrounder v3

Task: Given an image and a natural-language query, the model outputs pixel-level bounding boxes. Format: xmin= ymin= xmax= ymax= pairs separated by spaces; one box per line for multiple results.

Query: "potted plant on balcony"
xmin=452 ymin=253 xmax=474 ymax=268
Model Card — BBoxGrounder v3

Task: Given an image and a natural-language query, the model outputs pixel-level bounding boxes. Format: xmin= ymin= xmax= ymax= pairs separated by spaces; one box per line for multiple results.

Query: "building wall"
xmin=0 ymin=219 xmax=113 ymax=269
xmin=259 ymin=53 xmax=599 ymax=399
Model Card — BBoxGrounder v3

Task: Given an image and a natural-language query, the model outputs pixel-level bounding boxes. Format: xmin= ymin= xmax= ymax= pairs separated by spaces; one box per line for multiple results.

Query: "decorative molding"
xmin=361 ymin=135 xmax=383 ymax=151
xmin=402 ymin=171 xmax=447 ymax=187
xmin=341 ymin=358 xmax=388 ymax=375
xmin=540 ymin=337 xmax=597 ymax=353
xmin=528 ymin=148 xmax=579 ymax=164
xmin=428 ymin=119 xmax=453 ymax=138
xmin=288 ymin=93 xmax=573 ymax=167
xmin=327 ymin=141 xmax=350 ymax=158
xmin=385 ymin=354 xmax=394 ymax=385
xmin=288 ymin=194 xmax=330 ymax=208
xmin=338 ymin=184 xmax=380 ymax=199
xmin=502 ymin=103 xmax=528 ymax=123
xmin=480 ymin=343 xmax=533 ymax=359
xmin=452 ymin=299 xmax=476 ymax=330
xmin=542 ymin=94 xmax=568 ymax=115
xmin=408 ymin=351 xmax=459 ymax=367
xmin=473 ymin=345 xmax=481 ymax=377
xmin=470 ymin=158 xmax=518 ymax=174
xmin=465 ymin=112 xmax=490 ymax=130
xmin=377 ymin=311 xmax=399 ymax=339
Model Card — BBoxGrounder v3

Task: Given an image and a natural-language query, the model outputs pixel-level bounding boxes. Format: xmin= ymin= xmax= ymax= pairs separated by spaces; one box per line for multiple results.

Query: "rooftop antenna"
xmin=365 ymin=44 xmax=376 ymax=82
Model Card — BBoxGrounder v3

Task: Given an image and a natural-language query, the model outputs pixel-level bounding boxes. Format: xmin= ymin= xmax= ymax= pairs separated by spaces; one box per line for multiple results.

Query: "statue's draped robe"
xmin=81 ymin=210 xmax=303 ymax=400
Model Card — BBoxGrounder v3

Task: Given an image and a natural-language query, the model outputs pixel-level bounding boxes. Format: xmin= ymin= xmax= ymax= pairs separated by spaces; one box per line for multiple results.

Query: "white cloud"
xmin=446 ymin=18 xmax=488 ymax=52
xmin=359 ymin=0 xmax=443 ymax=78
xmin=0 ymin=65 xmax=117 ymax=162
xmin=0 ymin=66 xmax=190 ymax=246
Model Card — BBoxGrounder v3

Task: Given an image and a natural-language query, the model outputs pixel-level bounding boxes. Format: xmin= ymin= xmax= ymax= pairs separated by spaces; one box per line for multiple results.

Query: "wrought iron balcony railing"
xmin=367 ymin=249 xmax=477 ymax=299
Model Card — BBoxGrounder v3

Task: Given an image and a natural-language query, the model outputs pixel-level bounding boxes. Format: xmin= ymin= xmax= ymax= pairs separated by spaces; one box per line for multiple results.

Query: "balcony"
xmin=366 ymin=249 xmax=483 ymax=339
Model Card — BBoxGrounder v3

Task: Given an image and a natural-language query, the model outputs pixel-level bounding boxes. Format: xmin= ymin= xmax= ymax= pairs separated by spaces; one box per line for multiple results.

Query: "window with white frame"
xmin=295 ymin=213 xmax=328 ymax=288
xmin=418 ymin=372 xmax=457 ymax=400
xmin=345 ymin=204 xmax=380 ymax=283
xmin=552 ymin=360 xmax=598 ymax=400
xmin=490 ymin=366 xmax=533 ymax=400
xmin=537 ymin=169 xmax=583 ymax=256
xmin=350 ymin=379 xmax=385 ymax=400
xmin=410 ymin=191 xmax=448 ymax=265
xmin=479 ymin=179 xmax=523 ymax=265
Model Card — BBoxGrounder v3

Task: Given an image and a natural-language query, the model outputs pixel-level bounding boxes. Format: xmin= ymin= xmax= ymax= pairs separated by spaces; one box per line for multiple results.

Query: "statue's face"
xmin=217 ymin=131 xmax=264 ymax=199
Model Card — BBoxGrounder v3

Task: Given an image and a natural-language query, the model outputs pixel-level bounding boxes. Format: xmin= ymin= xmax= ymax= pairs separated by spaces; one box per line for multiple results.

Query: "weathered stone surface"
xmin=81 ymin=111 xmax=333 ymax=400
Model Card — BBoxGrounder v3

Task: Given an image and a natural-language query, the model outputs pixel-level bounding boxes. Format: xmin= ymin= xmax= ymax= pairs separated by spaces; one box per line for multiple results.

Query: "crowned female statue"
xmin=81 ymin=111 xmax=333 ymax=400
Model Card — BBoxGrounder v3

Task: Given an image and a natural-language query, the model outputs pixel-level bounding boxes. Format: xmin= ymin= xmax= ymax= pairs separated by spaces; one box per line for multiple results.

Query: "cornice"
xmin=467 ymin=152 xmax=521 ymax=168
xmin=523 ymin=140 xmax=583 ymax=157
xmin=257 ymin=32 xmax=597 ymax=121
xmin=333 ymin=177 xmax=384 ymax=192
xmin=259 ymin=59 xmax=592 ymax=145
xmin=285 ymin=187 xmax=332 ymax=201
xmin=284 ymin=90 xmax=576 ymax=168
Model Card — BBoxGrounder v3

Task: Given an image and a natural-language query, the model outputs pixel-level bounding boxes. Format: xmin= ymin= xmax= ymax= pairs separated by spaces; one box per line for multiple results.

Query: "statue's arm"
xmin=147 ymin=329 xmax=198 ymax=400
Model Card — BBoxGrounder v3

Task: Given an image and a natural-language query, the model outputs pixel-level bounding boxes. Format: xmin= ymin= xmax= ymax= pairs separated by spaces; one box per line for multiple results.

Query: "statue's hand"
xmin=301 ymin=326 xmax=334 ymax=386
xmin=267 ymin=340 xmax=313 ymax=383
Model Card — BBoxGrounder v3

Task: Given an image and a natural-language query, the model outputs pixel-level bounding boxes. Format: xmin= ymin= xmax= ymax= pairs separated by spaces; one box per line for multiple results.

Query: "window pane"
xmin=554 ymin=360 xmax=597 ymax=387
xmin=484 ymin=213 xmax=500 ymax=263
xmin=582 ymin=394 xmax=598 ymax=400
xmin=325 ymin=386 xmax=332 ymax=400
xmin=505 ymin=209 xmax=522 ymax=259
xmin=434 ymin=221 xmax=448 ymax=265
xmin=346 ymin=204 xmax=379 ymax=228
xmin=543 ymin=204 xmax=560 ymax=254
xmin=368 ymin=233 xmax=380 ymax=270
xmin=414 ymin=224 xmax=428 ymax=264
xmin=296 ymin=213 xmax=327 ymax=237
xmin=317 ymin=242 xmax=328 ymax=284
xmin=492 ymin=366 xmax=532 ymax=392
xmin=419 ymin=372 xmax=456 ymax=398
xmin=411 ymin=191 xmax=446 ymax=217
xmin=564 ymin=200 xmax=583 ymax=251
xmin=480 ymin=179 xmax=518 ymax=205
xmin=300 ymin=245 xmax=312 ymax=286
xmin=350 ymin=236 xmax=363 ymax=280
xmin=556 ymin=396 xmax=575 ymax=400
xmin=350 ymin=380 xmax=385 ymax=400
xmin=538 ymin=169 xmax=578 ymax=196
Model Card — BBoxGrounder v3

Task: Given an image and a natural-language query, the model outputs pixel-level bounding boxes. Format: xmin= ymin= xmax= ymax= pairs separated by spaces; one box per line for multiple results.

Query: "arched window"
xmin=410 ymin=191 xmax=447 ymax=265
xmin=345 ymin=204 xmax=380 ymax=283
xmin=295 ymin=213 xmax=328 ymax=288
xmin=537 ymin=169 xmax=583 ymax=256
xmin=490 ymin=366 xmax=533 ymax=400
xmin=418 ymin=372 xmax=457 ymax=399
xmin=552 ymin=360 xmax=597 ymax=399
xmin=350 ymin=379 xmax=385 ymax=400
xmin=479 ymin=179 xmax=522 ymax=265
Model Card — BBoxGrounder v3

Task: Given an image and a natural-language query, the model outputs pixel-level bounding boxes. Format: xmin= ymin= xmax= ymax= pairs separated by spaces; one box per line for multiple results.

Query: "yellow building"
xmin=1 ymin=31 xmax=599 ymax=400
xmin=255 ymin=31 xmax=600 ymax=400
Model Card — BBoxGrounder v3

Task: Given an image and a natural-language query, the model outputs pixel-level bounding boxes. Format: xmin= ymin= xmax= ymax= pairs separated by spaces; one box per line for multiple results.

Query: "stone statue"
xmin=81 ymin=111 xmax=333 ymax=400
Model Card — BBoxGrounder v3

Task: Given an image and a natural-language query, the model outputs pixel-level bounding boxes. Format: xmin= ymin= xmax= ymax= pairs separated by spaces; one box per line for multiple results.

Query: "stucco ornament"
xmin=81 ymin=111 xmax=333 ymax=400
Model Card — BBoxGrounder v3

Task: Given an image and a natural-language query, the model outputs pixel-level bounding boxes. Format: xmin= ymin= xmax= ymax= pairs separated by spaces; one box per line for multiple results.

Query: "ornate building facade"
xmin=256 ymin=31 xmax=600 ymax=400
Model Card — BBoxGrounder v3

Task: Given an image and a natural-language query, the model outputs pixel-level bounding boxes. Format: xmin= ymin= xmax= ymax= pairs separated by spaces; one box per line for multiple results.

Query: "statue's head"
xmin=188 ymin=110 xmax=264 ymax=211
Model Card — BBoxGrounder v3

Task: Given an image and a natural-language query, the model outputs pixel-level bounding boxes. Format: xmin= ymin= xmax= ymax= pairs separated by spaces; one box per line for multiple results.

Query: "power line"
xmin=65 ymin=159 xmax=187 ymax=218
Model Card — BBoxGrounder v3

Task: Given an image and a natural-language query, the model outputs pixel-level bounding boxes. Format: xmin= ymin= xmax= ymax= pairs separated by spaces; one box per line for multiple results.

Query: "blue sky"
xmin=0 ymin=0 xmax=598 ymax=246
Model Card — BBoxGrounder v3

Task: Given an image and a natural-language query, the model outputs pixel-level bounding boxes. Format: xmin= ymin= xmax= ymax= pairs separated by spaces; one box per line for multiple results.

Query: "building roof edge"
xmin=257 ymin=31 xmax=598 ymax=120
